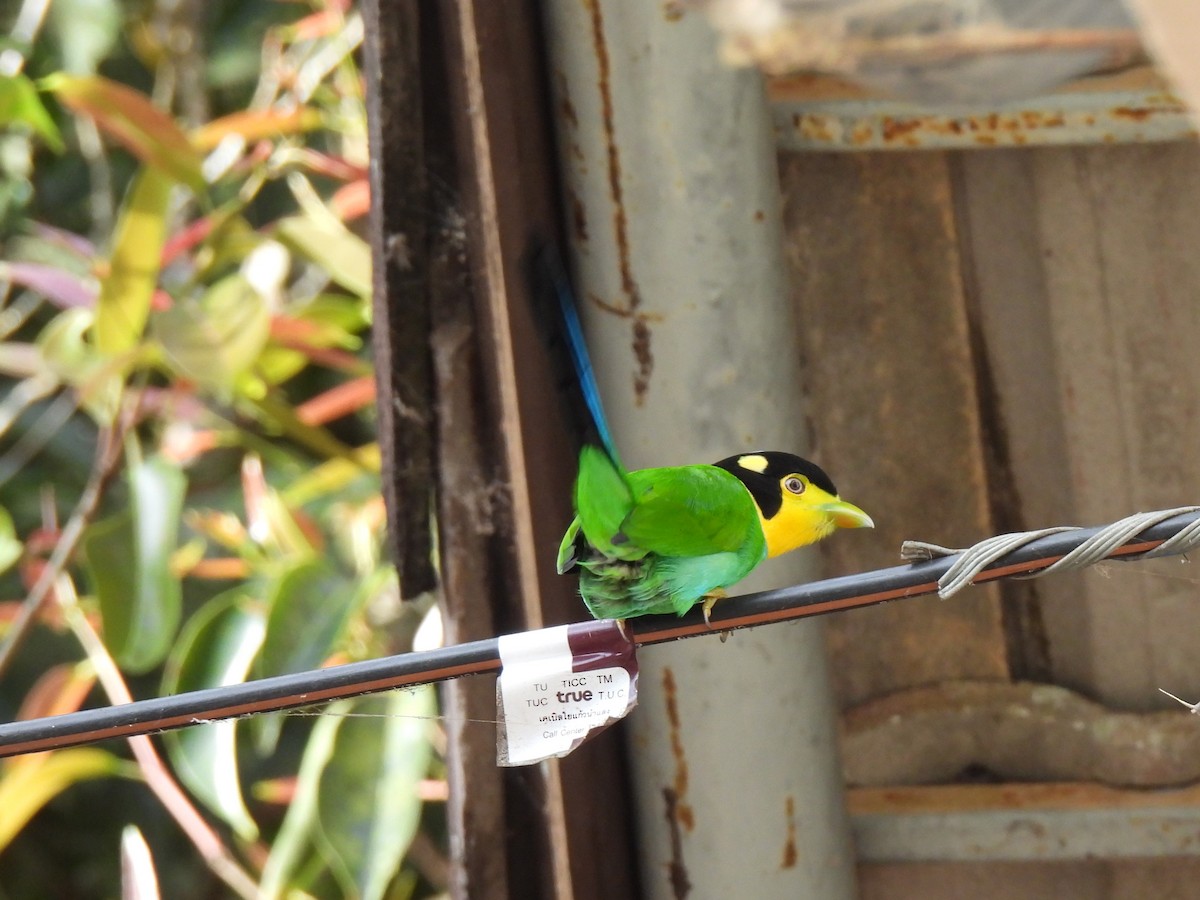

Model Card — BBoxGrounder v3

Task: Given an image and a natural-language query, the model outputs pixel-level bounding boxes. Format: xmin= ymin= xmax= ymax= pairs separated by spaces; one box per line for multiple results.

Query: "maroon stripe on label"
xmin=567 ymin=619 xmax=637 ymax=673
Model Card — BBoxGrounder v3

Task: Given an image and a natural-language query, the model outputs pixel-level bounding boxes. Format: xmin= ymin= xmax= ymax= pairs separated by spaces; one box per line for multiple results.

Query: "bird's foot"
xmin=701 ymin=590 xmax=730 ymax=643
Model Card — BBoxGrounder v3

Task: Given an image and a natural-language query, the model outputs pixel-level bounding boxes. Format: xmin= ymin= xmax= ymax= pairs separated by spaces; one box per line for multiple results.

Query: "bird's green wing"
xmin=619 ymin=464 xmax=761 ymax=558
xmin=556 ymin=515 xmax=583 ymax=574
xmin=573 ymin=445 xmax=639 ymax=559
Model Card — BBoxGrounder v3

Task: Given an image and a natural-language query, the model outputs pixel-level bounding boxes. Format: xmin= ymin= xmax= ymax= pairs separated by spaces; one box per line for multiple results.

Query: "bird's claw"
xmin=702 ymin=590 xmax=730 ymax=643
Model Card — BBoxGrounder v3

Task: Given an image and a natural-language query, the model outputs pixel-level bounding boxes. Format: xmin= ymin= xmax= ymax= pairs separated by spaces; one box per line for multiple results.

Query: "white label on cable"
xmin=497 ymin=623 xmax=636 ymax=766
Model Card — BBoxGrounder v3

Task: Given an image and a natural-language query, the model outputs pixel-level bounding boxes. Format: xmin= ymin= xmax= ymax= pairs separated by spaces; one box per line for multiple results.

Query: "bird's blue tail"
xmin=531 ymin=244 xmax=621 ymax=466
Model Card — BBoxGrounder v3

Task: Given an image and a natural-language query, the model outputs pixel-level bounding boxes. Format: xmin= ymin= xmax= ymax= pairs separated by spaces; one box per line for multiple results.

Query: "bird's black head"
xmin=711 ymin=451 xmax=838 ymax=519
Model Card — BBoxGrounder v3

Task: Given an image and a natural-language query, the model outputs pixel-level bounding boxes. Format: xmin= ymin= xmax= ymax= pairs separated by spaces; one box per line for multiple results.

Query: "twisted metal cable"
xmin=901 ymin=506 xmax=1200 ymax=598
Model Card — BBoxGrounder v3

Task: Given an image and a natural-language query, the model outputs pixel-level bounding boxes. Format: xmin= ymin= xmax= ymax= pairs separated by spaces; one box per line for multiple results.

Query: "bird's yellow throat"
xmin=757 ymin=484 xmax=873 ymax=558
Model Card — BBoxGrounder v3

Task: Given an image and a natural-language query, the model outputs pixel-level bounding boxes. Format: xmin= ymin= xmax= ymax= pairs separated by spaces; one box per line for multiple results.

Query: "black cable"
xmin=1 ymin=509 xmax=1195 ymax=757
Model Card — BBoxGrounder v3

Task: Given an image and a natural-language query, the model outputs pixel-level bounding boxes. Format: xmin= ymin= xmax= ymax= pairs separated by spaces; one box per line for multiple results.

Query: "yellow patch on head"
xmin=737 ymin=454 xmax=769 ymax=474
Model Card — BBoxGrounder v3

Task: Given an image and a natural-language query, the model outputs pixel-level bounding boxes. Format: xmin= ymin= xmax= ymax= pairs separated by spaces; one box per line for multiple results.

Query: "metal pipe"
xmin=540 ymin=4 xmax=857 ymax=896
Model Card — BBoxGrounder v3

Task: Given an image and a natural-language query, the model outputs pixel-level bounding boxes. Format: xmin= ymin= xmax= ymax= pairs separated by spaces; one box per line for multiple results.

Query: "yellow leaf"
xmin=192 ymin=107 xmax=322 ymax=151
xmin=283 ymin=445 xmax=381 ymax=507
xmin=0 ymin=749 xmax=131 ymax=850
xmin=96 ymin=169 xmax=173 ymax=356
xmin=275 ymin=215 xmax=371 ymax=300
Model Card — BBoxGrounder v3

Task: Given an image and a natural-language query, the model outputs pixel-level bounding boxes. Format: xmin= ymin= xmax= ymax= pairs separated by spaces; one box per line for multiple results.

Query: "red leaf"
xmin=330 ymin=180 xmax=370 ymax=222
xmin=45 ymin=74 xmax=204 ymax=191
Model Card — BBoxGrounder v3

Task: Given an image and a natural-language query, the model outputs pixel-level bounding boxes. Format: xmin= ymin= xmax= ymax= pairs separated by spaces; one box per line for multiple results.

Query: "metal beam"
xmin=774 ymin=89 xmax=1196 ymax=151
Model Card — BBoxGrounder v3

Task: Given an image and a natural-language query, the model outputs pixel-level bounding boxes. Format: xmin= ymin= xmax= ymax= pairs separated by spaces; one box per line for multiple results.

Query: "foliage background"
xmin=0 ymin=1 xmax=446 ymax=896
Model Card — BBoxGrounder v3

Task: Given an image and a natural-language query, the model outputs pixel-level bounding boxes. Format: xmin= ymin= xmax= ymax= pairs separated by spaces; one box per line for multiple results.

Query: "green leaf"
xmin=43 ymin=74 xmax=203 ymax=190
xmin=191 ymin=210 xmax=260 ymax=278
xmin=154 ymin=274 xmax=271 ymax=396
xmin=258 ymin=700 xmax=343 ymax=900
xmin=84 ymin=456 xmax=187 ymax=673
xmin=0 ymin=507 xmax=20 ymax=576
xmin=276 ymin=215 xmax=372 ymax=299
xmin=315 ymin=688 xmax=436 ymax=900
xmin=36 ymin=308 xmax=122 ymax=422
xmin=249 ymin=394 xmax=362 ymax=463
xmin=0 ymin=75 xmax=64 ymax=151
xmin=95 ymin=168 xmax=173 ymax=356
xmin=0 ymin=749 xmax=133 ymax=851
xmin=251 ymin=559 xmax=353 ymax=753
xmin=253 ymin=344 xmax=308 ymax=387
xmin=292 ymin=293 xmax=370 ymax=344
xmin=258 ymin=560 xmax=360 ymax=680
xmin=259 ymin=689 xmax=435 ymax=900
xmin=162 ymin=591 xmax=265 ymax=841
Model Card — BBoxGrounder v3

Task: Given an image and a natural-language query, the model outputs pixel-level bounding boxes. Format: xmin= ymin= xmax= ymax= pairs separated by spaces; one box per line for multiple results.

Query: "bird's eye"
xmin=783 ymin=476 xmax=806 ymax=495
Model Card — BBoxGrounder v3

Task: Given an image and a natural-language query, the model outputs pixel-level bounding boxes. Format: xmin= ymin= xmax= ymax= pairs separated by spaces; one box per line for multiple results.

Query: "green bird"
xmin=533 ymin=244 xmax=871 ymax=623
xmin=557 ymin=446 xmax=873 ymax=622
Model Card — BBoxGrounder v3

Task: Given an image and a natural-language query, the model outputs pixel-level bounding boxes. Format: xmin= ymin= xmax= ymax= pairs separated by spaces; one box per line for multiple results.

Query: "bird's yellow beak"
xmin=820 ymin=499 xmax=874 ymax=530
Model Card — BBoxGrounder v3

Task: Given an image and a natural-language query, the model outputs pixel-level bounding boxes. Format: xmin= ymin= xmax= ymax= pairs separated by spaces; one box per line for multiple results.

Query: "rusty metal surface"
xmin=843 ymin=680 xmax=1200 ymax=788
xmin=774 ymin=89 xmax=1196 ymax=151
